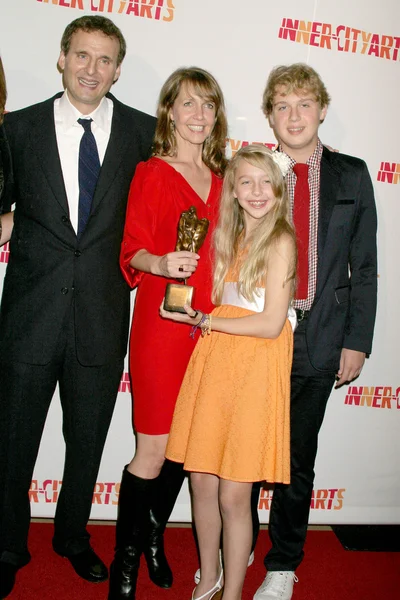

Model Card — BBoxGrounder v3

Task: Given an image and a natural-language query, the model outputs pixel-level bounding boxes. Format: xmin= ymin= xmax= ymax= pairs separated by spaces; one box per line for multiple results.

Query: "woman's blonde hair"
xmin=212 ymin=145 xmax=296 ymax=304
xmin=152 ymin=67 xmax=228 ymax=176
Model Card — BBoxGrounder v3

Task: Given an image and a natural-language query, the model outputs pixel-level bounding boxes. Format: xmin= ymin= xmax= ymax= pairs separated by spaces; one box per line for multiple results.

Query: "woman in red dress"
xmin=108 ymin=67 xmax=228 ymax=600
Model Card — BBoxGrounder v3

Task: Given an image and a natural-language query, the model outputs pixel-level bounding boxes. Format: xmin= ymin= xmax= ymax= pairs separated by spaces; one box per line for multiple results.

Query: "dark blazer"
xmin=305 ymin=146 xmax=377 ymax=372
xmin=0 ymin=93 xmax=156 ymax=366
xmin=0 ymin=124 xmax=12 ymax=210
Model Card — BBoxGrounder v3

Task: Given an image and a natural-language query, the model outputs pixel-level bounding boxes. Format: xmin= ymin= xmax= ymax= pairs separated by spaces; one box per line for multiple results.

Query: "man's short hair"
xmin=262 ymin=63 xmax=331 ymax=116
xmin=60 ymin=15 xmax=126 ymax=66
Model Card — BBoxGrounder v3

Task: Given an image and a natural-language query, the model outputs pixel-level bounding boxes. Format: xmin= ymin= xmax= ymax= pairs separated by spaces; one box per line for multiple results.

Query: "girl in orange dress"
xmin=160 ymin=145 xmax=296 ymax=600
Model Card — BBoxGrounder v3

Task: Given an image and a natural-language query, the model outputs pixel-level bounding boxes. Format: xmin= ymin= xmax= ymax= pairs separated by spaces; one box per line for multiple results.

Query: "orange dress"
xmin=165 ymin=259 xmax=293 ymax=484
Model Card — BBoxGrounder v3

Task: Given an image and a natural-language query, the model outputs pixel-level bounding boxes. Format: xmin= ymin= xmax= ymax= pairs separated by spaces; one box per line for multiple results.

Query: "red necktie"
xmin=293 ymin=163 xmax=310 ymax=300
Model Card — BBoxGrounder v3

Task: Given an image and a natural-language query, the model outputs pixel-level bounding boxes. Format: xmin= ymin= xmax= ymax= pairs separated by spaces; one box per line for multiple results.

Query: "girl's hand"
xmin=156 ymin=251 xmax=200 ymax=279
xmin=159 ymin=302 xmax=203 ymax=325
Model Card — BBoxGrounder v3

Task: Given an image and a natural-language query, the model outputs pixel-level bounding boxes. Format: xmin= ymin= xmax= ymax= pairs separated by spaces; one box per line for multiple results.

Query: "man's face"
xmin=58 ymin=29 xmax=121 ymax=114
xmin=268 ymin=86 xmax=327 ymax=160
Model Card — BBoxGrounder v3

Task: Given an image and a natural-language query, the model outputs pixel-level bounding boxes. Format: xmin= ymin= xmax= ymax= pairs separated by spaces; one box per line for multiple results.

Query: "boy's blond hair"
xmin=262 ymin=63 xmax=331 ymax=117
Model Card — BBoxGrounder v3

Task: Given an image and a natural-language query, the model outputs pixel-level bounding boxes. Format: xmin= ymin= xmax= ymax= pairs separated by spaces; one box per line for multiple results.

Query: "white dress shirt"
xmin=54 ymin=91 xmax=113 ymax=233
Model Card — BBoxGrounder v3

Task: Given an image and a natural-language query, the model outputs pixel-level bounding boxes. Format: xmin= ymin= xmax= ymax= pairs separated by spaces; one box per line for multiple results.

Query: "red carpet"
xmin=8 ymin=523 xmax=400 ymax=599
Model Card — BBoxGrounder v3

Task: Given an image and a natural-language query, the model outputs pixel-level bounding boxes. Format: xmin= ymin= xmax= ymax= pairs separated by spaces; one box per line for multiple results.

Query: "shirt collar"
xmin=58 ymin=90 xmax=109 ymax=132
xmin=278 ymin=139 xmax=323 ymax=172
xmin=307 ymin=139 xmax=323 ymax=172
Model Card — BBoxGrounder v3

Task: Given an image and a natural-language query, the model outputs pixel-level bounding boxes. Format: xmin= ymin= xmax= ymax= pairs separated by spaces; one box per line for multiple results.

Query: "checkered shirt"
xmin=280 ymin=139 xmax=323 ymax=311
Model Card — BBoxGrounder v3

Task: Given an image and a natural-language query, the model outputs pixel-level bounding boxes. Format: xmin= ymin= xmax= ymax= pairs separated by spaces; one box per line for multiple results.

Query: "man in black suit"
xmin=0 ymin=15 xmax=155 ymax=599
xmin=254 ymin=64 xmax=377 ymax=600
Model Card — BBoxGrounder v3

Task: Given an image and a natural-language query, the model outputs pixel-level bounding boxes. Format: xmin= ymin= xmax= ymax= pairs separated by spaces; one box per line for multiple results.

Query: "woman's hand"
xmin=155 ymin=251 xmax=200 ymax=279
xmin=159 ymin=302 xmax=203 ymax=325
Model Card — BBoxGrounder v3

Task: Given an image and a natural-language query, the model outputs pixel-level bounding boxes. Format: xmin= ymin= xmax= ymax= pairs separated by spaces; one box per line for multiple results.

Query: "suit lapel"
xmin=318 ymin=148 xmax=340 ymax=257
xmin=90 ymin=99 xmax=129 ymax=215
xmin=313 ymin=148 xmax=342 ymax=300
xmin=29 ymin=96 xmax=134 ymax=225
xmin=30 ymin=95 xmax=69 ymax=214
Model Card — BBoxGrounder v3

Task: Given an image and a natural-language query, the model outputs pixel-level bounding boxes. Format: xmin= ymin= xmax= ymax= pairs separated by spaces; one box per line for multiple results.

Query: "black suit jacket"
xmin=304 ymin=147 xmax=377 ymax=372
xmin=0 ymin=93 xmax=156 ymax=366
xmin=0 ymin=124 xmax=12 ymax=210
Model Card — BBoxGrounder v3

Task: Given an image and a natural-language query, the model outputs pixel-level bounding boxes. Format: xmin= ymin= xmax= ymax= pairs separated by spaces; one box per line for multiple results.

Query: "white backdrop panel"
xmin=0 ymin=0 xmax=399 ymax=523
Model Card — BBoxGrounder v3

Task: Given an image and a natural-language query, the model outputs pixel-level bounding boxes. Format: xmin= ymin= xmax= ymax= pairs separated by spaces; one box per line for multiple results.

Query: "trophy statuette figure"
xmin=163 ymin=206 xmax=209 ymax=313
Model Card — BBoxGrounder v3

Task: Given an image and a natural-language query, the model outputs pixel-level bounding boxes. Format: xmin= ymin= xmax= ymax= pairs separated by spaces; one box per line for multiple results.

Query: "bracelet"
xmin=189 ymin=312 xmax=206 ymax=339
xmin=200 ymin=313 xmax=212 ymax=337
xmin=189 ymin=312 xmax=212 ymax=339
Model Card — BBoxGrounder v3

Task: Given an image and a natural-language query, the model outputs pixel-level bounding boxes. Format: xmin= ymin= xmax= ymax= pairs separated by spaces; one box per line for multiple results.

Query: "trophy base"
xmin=163 ymin=283 xmax=194 ymax=313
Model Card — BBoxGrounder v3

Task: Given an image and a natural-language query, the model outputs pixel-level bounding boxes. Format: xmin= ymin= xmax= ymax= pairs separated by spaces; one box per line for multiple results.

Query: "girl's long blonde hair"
xmin=212 ymin=145 xmax=296 ymax=304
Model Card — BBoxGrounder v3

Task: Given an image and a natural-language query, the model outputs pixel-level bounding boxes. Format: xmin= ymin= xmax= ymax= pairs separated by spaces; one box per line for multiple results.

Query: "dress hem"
xmin=165 ymin=455 xmax=290 ymax=484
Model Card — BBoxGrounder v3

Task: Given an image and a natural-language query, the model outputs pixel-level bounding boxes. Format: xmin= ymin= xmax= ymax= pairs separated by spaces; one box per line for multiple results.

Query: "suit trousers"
xmin=264 ymin=318 xmax=336 ymax=572
xmin=0 ymin=307 xmax=124 ymax=566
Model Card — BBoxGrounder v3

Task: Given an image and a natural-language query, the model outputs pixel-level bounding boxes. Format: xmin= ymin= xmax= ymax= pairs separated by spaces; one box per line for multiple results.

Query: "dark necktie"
xmin=293 ymin=163 xmax=310 ymax=300
xmin=77 ymin=118 xmax=100 ymax=238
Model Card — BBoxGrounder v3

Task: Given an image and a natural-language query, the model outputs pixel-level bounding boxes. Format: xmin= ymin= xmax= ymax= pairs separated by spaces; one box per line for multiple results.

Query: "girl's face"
xmin=169 ymin=83 xmax=216 ymax=150
xmin=233 ymin=159 xmax=277 ymax=230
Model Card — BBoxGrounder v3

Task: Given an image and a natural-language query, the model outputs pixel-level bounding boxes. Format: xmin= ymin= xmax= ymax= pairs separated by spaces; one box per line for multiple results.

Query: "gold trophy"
xmin=163 ymin=206 xmax=209 ymax=313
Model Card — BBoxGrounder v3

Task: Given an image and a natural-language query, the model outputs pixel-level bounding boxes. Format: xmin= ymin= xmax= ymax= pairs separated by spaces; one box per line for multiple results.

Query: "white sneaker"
xmin=194 ymin=550 xmax=254 ymax=584
xmin=253 ymin=571 xmax=298 ymax=599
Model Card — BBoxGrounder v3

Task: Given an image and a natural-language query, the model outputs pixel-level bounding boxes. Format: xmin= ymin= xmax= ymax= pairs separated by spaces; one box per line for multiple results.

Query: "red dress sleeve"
xmin=120 ymin=160 xmax=163 ymax=288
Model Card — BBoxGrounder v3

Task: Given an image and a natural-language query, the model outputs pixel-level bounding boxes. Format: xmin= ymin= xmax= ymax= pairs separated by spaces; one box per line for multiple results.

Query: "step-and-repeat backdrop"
xmin=0 ymin=0 xmax=399 ymax=524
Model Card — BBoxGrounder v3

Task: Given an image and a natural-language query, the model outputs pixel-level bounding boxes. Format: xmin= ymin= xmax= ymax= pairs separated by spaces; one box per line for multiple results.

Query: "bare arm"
xmin=0 ymin=211 xmax=14 ymax=246
xmin=160 ymin=234 xmax=295 ymax=339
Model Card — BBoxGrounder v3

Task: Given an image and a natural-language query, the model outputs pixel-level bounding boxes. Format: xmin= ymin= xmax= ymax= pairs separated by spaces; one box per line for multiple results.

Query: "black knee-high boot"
xmin=108 ymin=468 xmax=157 ymax=600
xmin=144 ymin=459 xmax=186 ymax=588
xmin=251 ymin=482 xmax=261 ymax=554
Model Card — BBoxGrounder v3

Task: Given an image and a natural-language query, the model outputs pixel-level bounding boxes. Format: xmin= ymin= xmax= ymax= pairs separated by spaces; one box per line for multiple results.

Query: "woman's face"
xmin=169 ymin=83 xmax=216 ymax=150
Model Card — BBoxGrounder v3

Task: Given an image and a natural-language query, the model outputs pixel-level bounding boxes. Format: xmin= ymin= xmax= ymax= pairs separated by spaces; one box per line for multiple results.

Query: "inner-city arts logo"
xmin=278 ymin=18 xmax=400 ymax=61
xmin=226 ymin=139 xmax=276 ymax=157
xmin=30 ymin=480 xmax=120 ymax=504
xmin=0 ymin=242 xmax=10 ymax=264
xmin=345 ymin=386 xmax=400 ymax=409
xmin=377 ymin=162 xmax=400 ymax=184
xmin=36 ymin=0 xmax=176 ymax=21
xmin=259 ymin=488 xmax=345 ymax=511
xmin=118 ymin=371 xmax=131 ymax=393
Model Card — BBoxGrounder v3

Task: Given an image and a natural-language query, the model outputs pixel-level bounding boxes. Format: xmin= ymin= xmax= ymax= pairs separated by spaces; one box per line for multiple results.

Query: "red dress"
xmin=120 ymin=157 xmax=223 ymax=435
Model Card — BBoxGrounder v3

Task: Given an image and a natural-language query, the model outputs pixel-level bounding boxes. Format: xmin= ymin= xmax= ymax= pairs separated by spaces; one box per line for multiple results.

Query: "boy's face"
xmin=268 ymin=86 xmax=327 ymax=161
